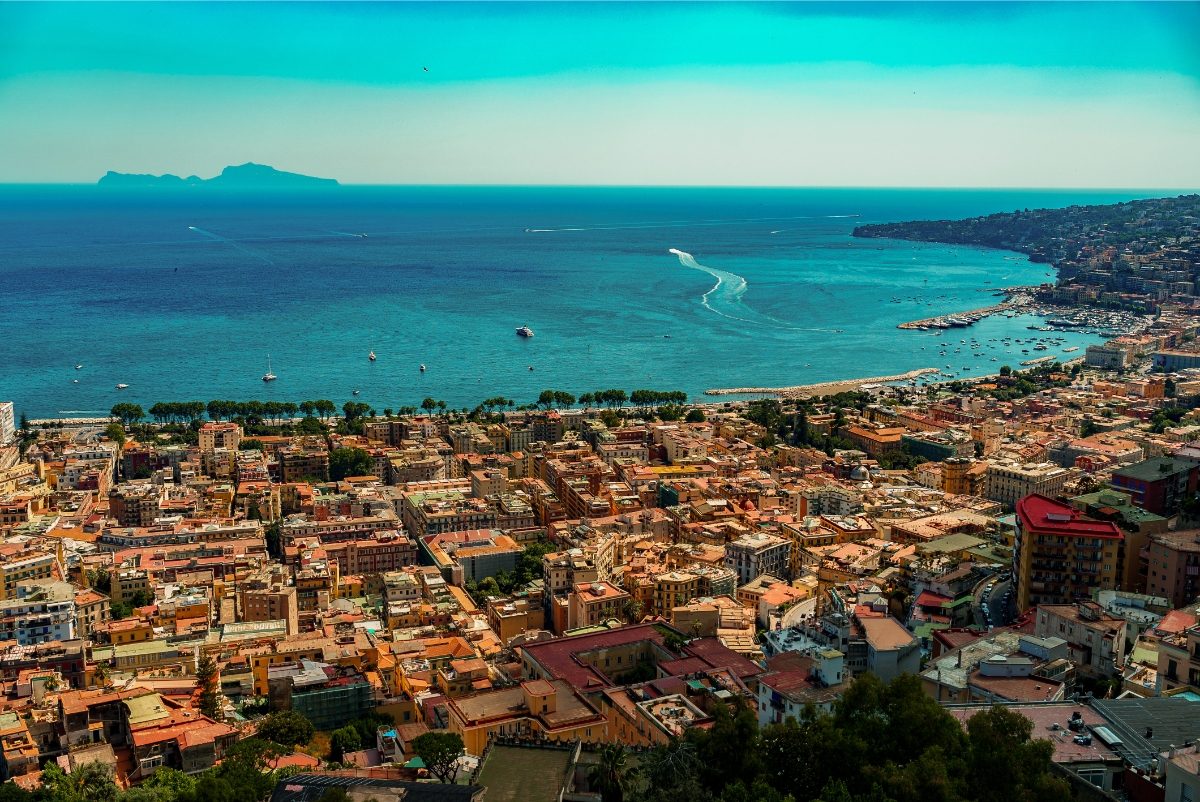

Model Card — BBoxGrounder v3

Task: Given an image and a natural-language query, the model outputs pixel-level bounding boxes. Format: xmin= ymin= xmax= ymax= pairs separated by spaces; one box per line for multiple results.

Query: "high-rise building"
xmin=1013 ymin=494 xmax=1124 ymax=611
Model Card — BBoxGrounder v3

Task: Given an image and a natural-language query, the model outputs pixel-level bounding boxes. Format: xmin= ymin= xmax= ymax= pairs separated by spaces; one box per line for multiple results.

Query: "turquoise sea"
xmin=0 ymin=187 xmax=1170 ymax=419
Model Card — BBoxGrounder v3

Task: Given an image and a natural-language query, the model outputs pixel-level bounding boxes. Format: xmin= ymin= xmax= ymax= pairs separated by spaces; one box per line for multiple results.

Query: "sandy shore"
xmin=705 ymin=368 xmax=940 ymax=399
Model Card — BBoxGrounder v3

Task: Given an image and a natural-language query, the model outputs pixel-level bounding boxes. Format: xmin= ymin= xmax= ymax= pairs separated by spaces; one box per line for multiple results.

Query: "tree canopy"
xmin=628 ymin=674 xmax=1070 ymax=802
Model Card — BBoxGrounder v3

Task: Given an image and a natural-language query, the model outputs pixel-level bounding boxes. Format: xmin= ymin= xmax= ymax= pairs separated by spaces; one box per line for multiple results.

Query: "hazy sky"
xmin=2 ymin=2 xmax=1198 ymax=186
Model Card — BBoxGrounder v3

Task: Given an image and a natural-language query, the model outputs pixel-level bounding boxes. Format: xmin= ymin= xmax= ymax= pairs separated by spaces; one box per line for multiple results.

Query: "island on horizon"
xmin=97 ymin=162 xmax=339 ymax=188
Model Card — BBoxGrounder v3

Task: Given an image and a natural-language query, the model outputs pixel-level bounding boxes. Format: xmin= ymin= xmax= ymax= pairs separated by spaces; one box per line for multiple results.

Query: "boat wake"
xmin=188 ymin=226 xmax=275 ymax=264
xmin=669 ymin=248 xmax=833 ymax=332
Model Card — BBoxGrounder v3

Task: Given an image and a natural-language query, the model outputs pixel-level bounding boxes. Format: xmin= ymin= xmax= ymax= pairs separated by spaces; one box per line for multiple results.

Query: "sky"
xmin=1 ymin=2 xmax=1198 ymax=187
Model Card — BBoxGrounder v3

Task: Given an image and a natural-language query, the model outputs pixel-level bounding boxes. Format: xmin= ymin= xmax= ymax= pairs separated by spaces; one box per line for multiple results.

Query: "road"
xmin=973 ymin=576 xmax=1015 ymax=629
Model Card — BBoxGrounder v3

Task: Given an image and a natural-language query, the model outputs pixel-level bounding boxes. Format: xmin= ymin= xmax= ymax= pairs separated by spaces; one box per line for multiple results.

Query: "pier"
xmin=897 ymin=289 xmax=1033 ymax=330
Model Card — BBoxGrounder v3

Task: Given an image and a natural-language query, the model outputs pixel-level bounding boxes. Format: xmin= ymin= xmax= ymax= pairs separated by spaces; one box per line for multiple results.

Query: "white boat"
xmin=352 ymin=389 xmax=360 ymax=396
xmin=116 ymin=383 xmax=129 ymax=390
xmin=516 ymin=325 xmax=534 ymax=338
xmin=262 ymin=355 xmax=277 ymax=383
xmin=72 ymin=379 xmax=79 ymax=384
xmin=368 ymin=351 xmax=376 ymax=362
xmin=74 ymin=365 xmax=82 ymax=370
xmin=419 ymin=364 xmax=427 ymax=372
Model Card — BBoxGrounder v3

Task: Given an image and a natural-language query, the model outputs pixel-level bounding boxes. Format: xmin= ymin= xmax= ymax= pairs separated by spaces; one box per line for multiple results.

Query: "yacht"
xmin=116 ymin=384 xmax=129 ymax=390
xmin=368 ymin=351 xmax=376 ymax=362
xmin=262 ymin=355 xmax=277 ymax=383
xmin=352 ymin=389 xmax=360 ymax=396
xmin=516 ymin=325 xmax=534 ymax=338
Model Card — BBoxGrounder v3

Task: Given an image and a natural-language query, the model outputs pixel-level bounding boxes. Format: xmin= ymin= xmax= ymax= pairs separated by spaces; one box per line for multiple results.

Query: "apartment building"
xmin=198 ymin=421 xmax=242 ymax=452
xmin=985 ymin=461 xmax=1070 ymax=509
xmin=1145 ymin=529 xmax=1200 ymax=609
xmin=567 ymin=581 xmax=631 ymax=630
xmin=1013 ymin=494 xmax=1125 ymax=611
xmin=0 ymin=581 xmax=76 ymax=645
xmin=725 ymin=532 xmax=791 ymax=587
xmin=1111 ymin=457 xmax=1199 ymax=517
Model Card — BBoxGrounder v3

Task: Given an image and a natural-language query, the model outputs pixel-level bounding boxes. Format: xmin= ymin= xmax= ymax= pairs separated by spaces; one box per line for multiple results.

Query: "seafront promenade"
xmin=704 ymin=368 xmax=940 ymax=399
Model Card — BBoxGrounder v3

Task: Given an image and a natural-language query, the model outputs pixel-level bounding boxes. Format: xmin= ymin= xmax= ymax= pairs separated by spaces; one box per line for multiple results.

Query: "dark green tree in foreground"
xmin=411 ymin=731 xmax=464 ymax=783
xmin=630 ymin=673 xmax=1070 ymax=802
xmin=589 ymin=743 xmax=638 ymax=802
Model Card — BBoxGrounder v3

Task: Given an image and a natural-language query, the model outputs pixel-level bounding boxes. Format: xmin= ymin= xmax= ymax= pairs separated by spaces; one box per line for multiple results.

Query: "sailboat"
xmin=262 ymin=355 xmax=277 ymax=383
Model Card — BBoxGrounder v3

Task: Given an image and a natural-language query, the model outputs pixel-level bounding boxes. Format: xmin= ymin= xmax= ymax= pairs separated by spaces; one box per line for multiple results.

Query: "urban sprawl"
xmin=4 ymin=195 xmax=1200 ymax=802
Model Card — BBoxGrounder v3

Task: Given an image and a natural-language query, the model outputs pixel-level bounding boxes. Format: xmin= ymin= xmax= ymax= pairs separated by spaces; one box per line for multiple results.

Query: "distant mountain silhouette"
xmin=98 ymin=163 xmax=339 ymax=188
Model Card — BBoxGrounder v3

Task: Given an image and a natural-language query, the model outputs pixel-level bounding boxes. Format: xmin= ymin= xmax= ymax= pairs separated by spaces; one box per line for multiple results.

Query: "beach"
xmin=704 ymin=368 xmax=940 ymax=399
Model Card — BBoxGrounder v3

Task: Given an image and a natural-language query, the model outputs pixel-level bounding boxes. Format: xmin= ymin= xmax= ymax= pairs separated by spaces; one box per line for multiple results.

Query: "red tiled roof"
xmin=915 ymin=591 xmax=953 ymax=608
xmin=1016 ymin=495 xmax=1122 ymax=540
xmin=520 ymin=623 xmax=668 ymax=689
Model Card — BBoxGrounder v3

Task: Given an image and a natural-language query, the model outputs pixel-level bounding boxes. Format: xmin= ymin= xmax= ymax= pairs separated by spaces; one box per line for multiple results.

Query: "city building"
xmin=1111 ymin=457 xmax=1199 ymax=517
xmin=724 ymin=532 xmax=791 ymax=587
xmin=1013 ymin=494 xmax=1125 ymax=611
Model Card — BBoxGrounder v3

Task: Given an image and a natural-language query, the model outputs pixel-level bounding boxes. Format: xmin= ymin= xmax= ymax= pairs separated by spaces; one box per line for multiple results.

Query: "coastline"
xmin=704 ymin=368 xmax=940 ymax=399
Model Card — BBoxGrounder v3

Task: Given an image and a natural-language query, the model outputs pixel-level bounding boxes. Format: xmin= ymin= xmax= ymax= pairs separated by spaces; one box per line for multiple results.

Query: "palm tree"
xmin=588 ymin=743 xmax=635 ymax=802
xmin=622 ymin=599 xmax=644 ymax=624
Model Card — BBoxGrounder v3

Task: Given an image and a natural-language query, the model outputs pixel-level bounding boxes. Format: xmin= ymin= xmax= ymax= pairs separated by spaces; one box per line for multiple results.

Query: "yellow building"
xmin=446 ymin=679 xmax=607 ymax=756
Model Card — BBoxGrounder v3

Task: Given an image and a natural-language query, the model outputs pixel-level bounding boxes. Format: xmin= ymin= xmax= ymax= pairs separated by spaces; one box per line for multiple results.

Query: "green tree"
xmin=264 ymin=520 xmax=283 ymax=560
xmin=104 ymin=422 xmax=126 ymax=448
xmin=140 ymin=766 xmax=198 ymax=801
xmin=685 ymin=408 xmax=706 ymax=423
xmin=589 ymin=743 xmax=636 ymax=802
xmin=329 ymin=447 xmax=374 ymax=481
xmin=411 ymin=731 xmax=464 ymax=783
xmin=196 ymin=653 xmax=221 ymax=719
xmin=40 ymin=759 xmax=119 ymax=802
xmin=329 ymin=725 xmax=363 ymax=762
xmin=239 ymin=438 xmax=265 ymax=451
xmin=965 ymin=706 xmax=1070 ymax=802
xmin=255 ymin=710 xmax=314 ymax=747
xmin=110 ymin=403 xmax=145 ymax=426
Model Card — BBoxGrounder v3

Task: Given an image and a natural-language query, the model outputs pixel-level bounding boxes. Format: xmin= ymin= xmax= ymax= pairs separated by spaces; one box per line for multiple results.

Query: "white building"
xmin=0 ymin=580 xmax=77 ymax=646
xmin=983 ymin=460 xmax=1070 ymax=509
xmin=725 ymin=532 xmax=791 ymax=586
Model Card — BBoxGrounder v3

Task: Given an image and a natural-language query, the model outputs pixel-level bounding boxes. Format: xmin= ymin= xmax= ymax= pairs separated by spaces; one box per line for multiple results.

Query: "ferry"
xmin=516 ymin=325 xmax=534 ymax=338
